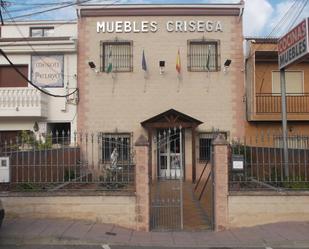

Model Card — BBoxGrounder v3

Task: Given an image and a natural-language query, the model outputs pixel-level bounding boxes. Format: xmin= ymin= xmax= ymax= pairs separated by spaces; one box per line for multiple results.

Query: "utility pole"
xmin=280 ymin=68 xmax=289 ymax=178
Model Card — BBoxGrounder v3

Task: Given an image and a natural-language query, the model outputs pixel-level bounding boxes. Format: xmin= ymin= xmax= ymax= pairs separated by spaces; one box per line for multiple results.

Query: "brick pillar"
xmin=212 ymin=134 xmax=229 ymax=231
xmin=135 ymin=135 xmax=150 ymax=231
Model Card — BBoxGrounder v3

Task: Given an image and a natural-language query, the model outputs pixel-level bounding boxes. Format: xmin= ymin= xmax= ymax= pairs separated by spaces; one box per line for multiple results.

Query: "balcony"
xmin=250 ymin=93 xmax=309 ymax=121
xmin=0 ymin=87 xmax=48 ymax=118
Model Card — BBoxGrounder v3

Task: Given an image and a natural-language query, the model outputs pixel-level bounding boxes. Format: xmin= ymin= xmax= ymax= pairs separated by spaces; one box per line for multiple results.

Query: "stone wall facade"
xmin=229 ymin=193 xmax=309 ymax=228
xmin=1 ymin=195 xmax=136 ymax=229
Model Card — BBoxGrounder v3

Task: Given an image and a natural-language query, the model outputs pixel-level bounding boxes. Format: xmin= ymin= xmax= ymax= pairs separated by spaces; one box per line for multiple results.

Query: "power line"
xmin=287 ymin=0 xmax=309 ymax=31
xmin=2 ymin=0 xmax=121 ymax=78
xmin=3 ymin=6 xmax=77 ymax=79
xmin=246 ymin=0 xmax=303 ymax=62
xmin=3 ymin=0 xmax=93 ymax=20
xmin=8 ymin=1 xmax=74 ymax=6
xmin=0 ymin=48 xmax=78 ymax=98
xmin=251 ymin=0 xmax=309 ymax=92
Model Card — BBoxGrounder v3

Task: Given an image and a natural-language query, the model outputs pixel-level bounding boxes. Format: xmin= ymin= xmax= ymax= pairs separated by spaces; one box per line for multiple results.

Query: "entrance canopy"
xmin=141 ymin=108 xmax=203 ymax=129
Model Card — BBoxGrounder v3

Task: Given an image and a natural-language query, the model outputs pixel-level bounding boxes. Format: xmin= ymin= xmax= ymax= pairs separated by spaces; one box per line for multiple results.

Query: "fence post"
xmin=212 ymin=134 xmax=229 ymax=231
xmin=135 ymin=134 xmax=150 ymax=231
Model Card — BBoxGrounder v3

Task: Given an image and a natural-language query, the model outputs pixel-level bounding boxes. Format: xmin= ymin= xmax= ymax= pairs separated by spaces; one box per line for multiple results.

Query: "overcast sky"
xmin=3 ymin=0 xmax=309 ymax=37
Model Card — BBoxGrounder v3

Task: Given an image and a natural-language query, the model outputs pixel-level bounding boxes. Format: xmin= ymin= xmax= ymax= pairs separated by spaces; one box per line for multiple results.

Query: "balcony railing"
xmin=256 ymin=93 xmax=309 ymax=114
xmin=0 ymin=87 xmax=48 ymax=117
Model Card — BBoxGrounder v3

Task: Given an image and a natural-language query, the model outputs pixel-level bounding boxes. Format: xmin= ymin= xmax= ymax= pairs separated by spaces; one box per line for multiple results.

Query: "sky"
xmin=2 ymin=0 xmax=309 ymax=37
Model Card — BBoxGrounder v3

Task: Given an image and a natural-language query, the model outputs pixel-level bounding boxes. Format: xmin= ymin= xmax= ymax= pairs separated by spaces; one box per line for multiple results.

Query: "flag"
xmin=205 ymin=46 xmax=211 ymax=71
xmin=176 ymin=49 xmax=181 ymax=74
xmin=106 ymin=48 xmax=113 ymax=73
xmin=142 ymin=50 xmax=147 ymax=72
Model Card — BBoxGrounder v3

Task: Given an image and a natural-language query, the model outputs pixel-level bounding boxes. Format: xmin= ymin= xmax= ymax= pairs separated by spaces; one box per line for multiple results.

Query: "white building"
xmin=0 ymin=21 xmax=78 ymax=143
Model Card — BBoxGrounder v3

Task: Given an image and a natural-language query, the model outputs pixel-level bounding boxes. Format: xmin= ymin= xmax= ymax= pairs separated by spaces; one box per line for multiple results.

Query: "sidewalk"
xmin=1 ymin=218 xmax=309 ymax=248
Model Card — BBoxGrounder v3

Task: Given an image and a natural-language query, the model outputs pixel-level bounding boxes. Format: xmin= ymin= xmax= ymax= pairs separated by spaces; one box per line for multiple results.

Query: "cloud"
xmin=243 ymin=0 xmax=273 ymax=37
xmin=267 ymin=0 xmax=309 ymax=36
xmin=5 ymin=0 xmax=308 ymax=38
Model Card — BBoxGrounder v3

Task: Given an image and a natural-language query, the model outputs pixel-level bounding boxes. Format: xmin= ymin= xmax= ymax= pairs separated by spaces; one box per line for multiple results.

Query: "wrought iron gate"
xmin=151 ymin=127 xmax=184 ymax=231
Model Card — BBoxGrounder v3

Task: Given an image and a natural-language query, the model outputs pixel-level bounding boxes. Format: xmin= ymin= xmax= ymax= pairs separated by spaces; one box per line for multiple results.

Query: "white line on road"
xmin=102 ymin=244 xmax=111 ymax=249
xmin=265 ymin=247 xmax=273 ymax=249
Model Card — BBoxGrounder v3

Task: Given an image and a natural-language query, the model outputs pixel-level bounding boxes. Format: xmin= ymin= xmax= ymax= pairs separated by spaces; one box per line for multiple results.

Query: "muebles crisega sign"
xmin=278 ymin=18 xmax=309 ymax=69
xmin=96 ymin=20 xmax=223 ymax=33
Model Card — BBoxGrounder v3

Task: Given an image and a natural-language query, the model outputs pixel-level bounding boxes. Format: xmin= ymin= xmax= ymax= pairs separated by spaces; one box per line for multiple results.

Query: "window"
xmin=272 ymin=71 xmax=304 ymax=95
xmin=30 ymin=27 xmax=54 ymax=37
xmin=199 ymin=134 xmax=212 ymax=162
xmin=47 ymin=122 xmax=71 ymax=145
xmin=199 ymin=132 xmax=227 ymax=161
xmin=100 ymin=41 xmax=133 ymax=73
xmin=101 ymin=133 xmax=131 ymax=163
xmin=188 ymin=40 xmax=220 ymax=72
xmin=0 ymin=65 xmax=28 ymax=87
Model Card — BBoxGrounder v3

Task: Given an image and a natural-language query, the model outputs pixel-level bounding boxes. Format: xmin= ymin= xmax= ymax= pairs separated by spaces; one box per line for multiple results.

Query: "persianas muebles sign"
xmin=278 ymin=18 xmax=309 ymax=69
xmin=31 ymin=55 xmax=64 ymax=88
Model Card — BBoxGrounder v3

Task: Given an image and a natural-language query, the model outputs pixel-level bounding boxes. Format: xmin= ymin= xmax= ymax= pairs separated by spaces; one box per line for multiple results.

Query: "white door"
xmin=158 ymin=129 xmax=182 ymax=179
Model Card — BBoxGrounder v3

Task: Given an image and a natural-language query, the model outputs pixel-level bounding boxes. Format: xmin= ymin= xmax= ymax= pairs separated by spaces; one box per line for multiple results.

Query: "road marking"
xmin=102 ymin=244 xmax=111 ymax=249
xmin=265 ymin=247 xmax=273 ymax=249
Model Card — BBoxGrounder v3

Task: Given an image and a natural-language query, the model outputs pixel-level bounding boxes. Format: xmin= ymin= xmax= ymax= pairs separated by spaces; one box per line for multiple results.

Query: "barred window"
xmin=101 ymin=133 xmax=131 ymax=163
xmin=199 ymin=132 xmax=226 ymax=161
xmin=199 ymin=133 xmax=213 ymax=162
xmin=188 ymin=40 xmax=220 ymax=72
xmin=100 ymin=41 xmax=133 ymax=73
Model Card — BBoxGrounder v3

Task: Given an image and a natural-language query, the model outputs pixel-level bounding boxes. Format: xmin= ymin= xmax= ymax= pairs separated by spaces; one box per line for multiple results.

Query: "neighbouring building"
xmin=77 ymin=3 xmax=245 ymax=183
xmin=0 ymin=21 xmax=78 ymax=144
xmin=245 ymin=38 xmax=309 ymax=146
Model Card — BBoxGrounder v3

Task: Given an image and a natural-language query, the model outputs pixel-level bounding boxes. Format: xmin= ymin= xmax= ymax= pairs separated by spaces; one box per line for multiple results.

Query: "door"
xmin=151 ymin=127 xmax=184 ymax=231
xmin=158 ymin=129 xmax=182 ymax=179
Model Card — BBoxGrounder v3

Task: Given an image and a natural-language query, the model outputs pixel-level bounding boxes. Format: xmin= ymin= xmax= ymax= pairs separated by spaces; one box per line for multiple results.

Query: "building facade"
xmin=0 ymin=21 xmax=78 ymax=144
xmin=245 ymin=38 xmax=309 ymax=144
xmin=77 ymin=4 xmax=245 ymax=183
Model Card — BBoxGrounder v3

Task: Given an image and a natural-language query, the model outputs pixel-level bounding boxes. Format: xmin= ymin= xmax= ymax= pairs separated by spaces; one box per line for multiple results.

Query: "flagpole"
xmin=142 ymin=49 xmax=148 ymax=93
xmin=176 ymin=49 xmax=181 ymax=92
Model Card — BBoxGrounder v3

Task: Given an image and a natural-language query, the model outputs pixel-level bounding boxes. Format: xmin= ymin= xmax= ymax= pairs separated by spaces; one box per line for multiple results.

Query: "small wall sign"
xmin=31 ymin=55 xmax=64 ymax=88
xmin=232 ymin=155 xmax=244 ymax=171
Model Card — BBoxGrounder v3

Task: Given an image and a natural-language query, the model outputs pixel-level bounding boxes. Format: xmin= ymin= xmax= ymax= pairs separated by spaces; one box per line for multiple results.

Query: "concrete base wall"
xmin=1 ymin=195 xmax=136 ymax=229
xmin=228 ymin=193 xmax=309 ymax=228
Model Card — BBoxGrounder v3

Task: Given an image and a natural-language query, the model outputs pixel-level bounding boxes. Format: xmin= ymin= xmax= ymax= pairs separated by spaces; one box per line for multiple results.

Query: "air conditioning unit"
xmin=0 ymin=157 xmax=10 ymax=183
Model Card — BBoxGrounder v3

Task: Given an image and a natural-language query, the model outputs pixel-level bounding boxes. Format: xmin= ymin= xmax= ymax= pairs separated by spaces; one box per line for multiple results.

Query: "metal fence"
xmin=229 ymin=133 xmax=309 ymax=191
xmin=0 ymin=131 xmax=135 ymax=192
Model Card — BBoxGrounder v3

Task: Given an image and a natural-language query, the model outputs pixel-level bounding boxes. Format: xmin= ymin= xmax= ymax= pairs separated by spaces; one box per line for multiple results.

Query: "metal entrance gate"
xmin=151 ymin=127 xmax=184 ymax=231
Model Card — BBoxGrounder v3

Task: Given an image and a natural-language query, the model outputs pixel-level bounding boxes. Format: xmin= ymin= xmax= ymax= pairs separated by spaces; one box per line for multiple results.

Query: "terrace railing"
xmin=256 ymin=93 xmax=309 ymax=114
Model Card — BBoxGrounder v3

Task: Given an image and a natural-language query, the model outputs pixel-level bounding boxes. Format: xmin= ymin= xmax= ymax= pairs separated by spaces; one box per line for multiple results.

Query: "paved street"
xmin=1 ymin=218 xmax=309 ymax=248
xmin=0 ymin=246 xmax=308 ymax=249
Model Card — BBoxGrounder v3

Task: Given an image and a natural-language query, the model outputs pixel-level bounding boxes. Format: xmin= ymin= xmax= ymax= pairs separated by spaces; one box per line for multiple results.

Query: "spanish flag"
xmin=176 ymin=49 xmax=181 ymax=74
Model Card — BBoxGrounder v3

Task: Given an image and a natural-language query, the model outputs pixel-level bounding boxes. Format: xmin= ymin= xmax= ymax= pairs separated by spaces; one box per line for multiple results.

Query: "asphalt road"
xmin=0 ymin=245 xmax=305 ymax=249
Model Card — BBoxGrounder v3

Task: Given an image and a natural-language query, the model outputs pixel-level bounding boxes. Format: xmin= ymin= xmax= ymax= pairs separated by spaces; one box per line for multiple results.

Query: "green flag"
xmin=206 ymin=46 xmax=210 ymax=71
xmin=106 ymin=49 xmax=113 ymax=73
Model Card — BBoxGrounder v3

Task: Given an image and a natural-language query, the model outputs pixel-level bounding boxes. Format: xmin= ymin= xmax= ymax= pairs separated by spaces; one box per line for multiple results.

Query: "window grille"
xmin=188 ymin=40 xmax=220 ymax=72
xmin=199 ymin=132 xmax=226 ymax=161
xmin=100 ymin=133 xmax=131 ymax=163
xmin=100 ymin=41 xmax=133 ymax=72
